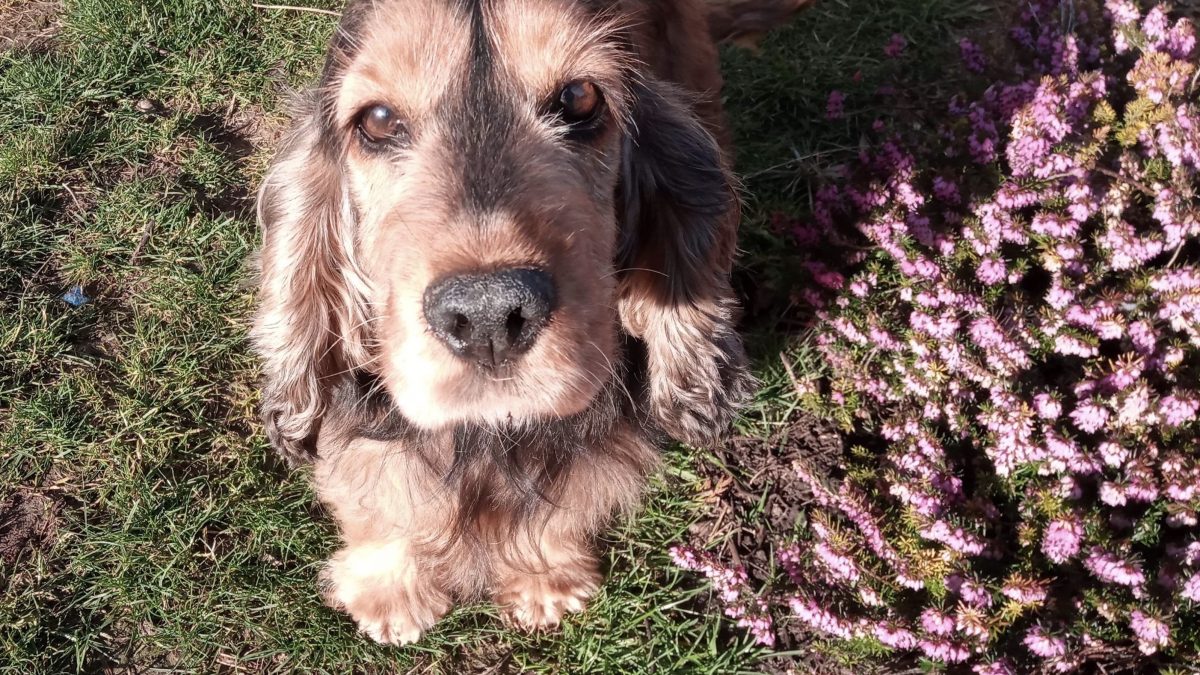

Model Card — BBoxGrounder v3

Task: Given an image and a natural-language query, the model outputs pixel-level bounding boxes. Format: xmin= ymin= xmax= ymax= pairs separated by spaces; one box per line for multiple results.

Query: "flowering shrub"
xmin=675 ymin=0 xmax=1200 ymax=669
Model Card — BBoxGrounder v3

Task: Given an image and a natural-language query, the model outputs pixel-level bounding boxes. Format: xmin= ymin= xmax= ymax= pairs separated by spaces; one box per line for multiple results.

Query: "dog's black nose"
xmin=423 ymin=268 xmax=556 ymax=367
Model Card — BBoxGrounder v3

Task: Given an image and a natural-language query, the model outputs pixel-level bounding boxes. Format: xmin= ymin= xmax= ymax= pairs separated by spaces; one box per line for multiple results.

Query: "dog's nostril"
xmin=451 ymin=313 xmax=471 ymax=342
xmin=505 ymin=309 xmax=525 ymax=344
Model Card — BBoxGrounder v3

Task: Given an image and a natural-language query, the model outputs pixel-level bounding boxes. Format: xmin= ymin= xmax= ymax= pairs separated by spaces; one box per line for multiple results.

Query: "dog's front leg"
xmin=491 ymin=529 xmax=602 ymax=630
xmin=313 ymin=436 xmax=455 ymax=645
xmin=320 ymin=537 xmax=452 ymax=645
xmin=491 ymin=426 xmax=659 ymax=630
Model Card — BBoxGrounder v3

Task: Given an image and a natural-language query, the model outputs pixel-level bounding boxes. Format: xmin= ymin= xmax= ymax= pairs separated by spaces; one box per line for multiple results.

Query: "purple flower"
xmin=959 ymin=37 xmax=986 ymax=73
xmin=1130 ymin=610 xmax=1169 ymax=655
xmin=1002 ymin=578 xmax=1048 ymax=604
xmin=1024 ymin=625 xmax=1067 ymax=659
xmin=1181 ymin=573 xmax=1200 ymax=601
xmin=919 ymin=638 xmax=971 ymax=663
xmin=826 ymin=90 xmax=846 ymax=120
xmin=947 ymin=573 xmax=993 ymax=608
xmin=974 ymin=660 xmax=1015 ymax=675
xmin=1070 ymin=399 xmax=1110 ymax=433
xmin=1159 ymin=394 xmax=1199 ymax=427
xmin=1084 ymin=547 xmax=1146 ymax=588
xmin=788 ymin=595 xmax=860 ymax=640
xmin=873 ymin=620 xmax=918 ymax=649
xmin=1042 ymin=517 xmax=1084 ymax=563
xmin=884 ymin=33 xmax=907 ymax=58
xmin=919 ymin=608 xmax=955 ymax=636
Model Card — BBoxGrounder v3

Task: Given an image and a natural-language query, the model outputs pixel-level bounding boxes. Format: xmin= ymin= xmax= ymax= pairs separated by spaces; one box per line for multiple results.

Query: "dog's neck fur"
xmin=321 ymin=337 xmax=651 ymax=543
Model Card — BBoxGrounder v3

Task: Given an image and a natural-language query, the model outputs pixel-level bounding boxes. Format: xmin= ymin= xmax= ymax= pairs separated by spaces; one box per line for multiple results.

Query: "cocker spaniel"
xmin=253 ymin=0 xmax=803 ymax=645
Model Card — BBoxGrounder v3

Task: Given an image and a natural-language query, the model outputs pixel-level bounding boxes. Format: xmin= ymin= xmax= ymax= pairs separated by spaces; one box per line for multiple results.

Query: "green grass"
xmin=0 ymin=0 xmax=992 ymax=672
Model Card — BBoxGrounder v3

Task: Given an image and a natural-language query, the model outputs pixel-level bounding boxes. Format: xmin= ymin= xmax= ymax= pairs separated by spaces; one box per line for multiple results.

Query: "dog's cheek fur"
xmin=617 ymin=80 xmax=755 ymax=446
xmin=252 ymin=98 xmax=373 ymax=465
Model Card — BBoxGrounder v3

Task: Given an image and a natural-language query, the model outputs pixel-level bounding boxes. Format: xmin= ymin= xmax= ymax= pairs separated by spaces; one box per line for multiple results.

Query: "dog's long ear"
xmin=251 ymin=95 xmax=371 ymax=465
xmin=617 ymin=79 xmax=754 ymax=447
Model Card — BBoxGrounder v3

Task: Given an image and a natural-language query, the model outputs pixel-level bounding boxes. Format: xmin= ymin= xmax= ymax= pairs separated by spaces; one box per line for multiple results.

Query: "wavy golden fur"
xmin=252 ymin=0 xmax=805 ymax=644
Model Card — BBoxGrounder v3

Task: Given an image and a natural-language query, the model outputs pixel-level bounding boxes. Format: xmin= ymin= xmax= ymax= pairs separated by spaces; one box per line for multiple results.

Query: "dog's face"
xmin=331 ymin=1 xmax=630 ymax=428
xmin=254 ymin=0 xmax=749 ymax=463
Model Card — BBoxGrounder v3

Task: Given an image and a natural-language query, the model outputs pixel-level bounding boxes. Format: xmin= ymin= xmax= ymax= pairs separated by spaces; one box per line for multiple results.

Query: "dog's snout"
xmin=423 ymin=268 xmax=556 ymax=367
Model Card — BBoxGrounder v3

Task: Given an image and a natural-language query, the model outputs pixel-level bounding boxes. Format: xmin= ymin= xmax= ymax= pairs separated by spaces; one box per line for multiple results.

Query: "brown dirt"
xmin=0 ymin=0 xmax=62 ymax=53
xmin=686 ymin=411 xmax=856 ymax=673
xmin=0 ymin=490 xmax=60 ymax=564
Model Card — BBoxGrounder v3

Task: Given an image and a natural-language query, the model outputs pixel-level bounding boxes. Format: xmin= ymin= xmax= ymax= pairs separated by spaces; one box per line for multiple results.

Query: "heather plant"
xmin=675 ymin=0 xmax=1200 ymax=669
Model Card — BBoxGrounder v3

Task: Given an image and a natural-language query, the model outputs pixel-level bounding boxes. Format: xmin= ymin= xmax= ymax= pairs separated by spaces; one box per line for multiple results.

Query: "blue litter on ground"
xmin=62 ymin=286 xmax=89 ymax=307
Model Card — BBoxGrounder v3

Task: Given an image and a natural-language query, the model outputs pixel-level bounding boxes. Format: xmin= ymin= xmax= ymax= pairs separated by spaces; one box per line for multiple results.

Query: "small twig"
xmin=59 ymin=183 xmax=85 ymax=212
xmin=130 ymin=220 xmax=156 ymax=264
xmin=779 ymin=352 xmax=808 ymax=400
xmin=1094 ymin=165 xmax=1159 ymax=198
xmin=250 ymin=3 xmax=341 ymax=17
xmin=1165 ymin=240 xmax=1186 ymax=268
xmin=478 ymin=649 xmax=514 ymax=675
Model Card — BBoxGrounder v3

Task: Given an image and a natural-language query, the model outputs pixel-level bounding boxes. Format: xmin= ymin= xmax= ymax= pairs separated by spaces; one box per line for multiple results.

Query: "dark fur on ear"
xmin=251 ymin=94 xmax=372 ymax=465
xmin=617 ymin=79 xmax=755 ymax=447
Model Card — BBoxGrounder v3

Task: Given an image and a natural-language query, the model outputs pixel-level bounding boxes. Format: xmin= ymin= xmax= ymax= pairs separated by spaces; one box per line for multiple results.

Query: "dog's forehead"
xmin=335 ymin=0 xmax=609 ymax=122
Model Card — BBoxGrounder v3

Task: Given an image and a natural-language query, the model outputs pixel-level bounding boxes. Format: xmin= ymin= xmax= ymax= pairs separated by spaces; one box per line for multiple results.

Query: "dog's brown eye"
xmin=557 ymin=80 xmax=602 ymax=124
xmin=357 ymin=104 xmax=403 ymax=144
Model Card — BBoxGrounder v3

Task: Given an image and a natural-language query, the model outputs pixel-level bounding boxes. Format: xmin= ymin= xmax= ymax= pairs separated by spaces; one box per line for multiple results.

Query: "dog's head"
xmin=254 ymin=0 xmax=745 ymax=463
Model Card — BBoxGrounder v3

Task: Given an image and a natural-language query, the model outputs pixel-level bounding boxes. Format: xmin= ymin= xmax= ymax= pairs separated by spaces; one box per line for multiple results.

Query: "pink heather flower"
xmin=1105 ymin=0 xmax=1140 ymax=25
xmin=1033 ymin=393 xmax=1063 ymax=419
xmin=920 ymin=519 xmax=986 ymax=556
xmin=884 ymin=33 xmax=907 ymax=58
xmin=976 ymin=257 xmax=1007 ymax=285
xmin=1070 ymin=399 xmax=1110 ymax=433
xmin=873 ymin=621 xmax=918 ymax=649
xmin=1100 ymin=481 xmax=1128 ymax=506
xmin=1143 ymin=6 xmax=1171 ymax=47
xmin=932 ymin=176 xmax=960 ymax=203
xmin=958 ymin=37 xmax=985 ymax=73
xmin=1084 ymin=547 xmax=1146 ymax=588
xmin=1181 ymin=573 xmax=1200 ymax=601
xmin=1166 ymin=18 xmax=1197 ymax=60
xmin=735 ymin=601 xmax=775 ymax=647
xmin=813 ymin=541 xmax=862 ymax=584
xmin=1054 ymin=334 xmax=1099 ymax=358
xmin=1159 ymin=394 xmax=1199 ymax=427
xmin=919 ymin=638 xmax=971 ymax=664
xmin=920 ymin=608 xmax=956 ymax=636
xmin=1042 ymin=517 xmax=1084 ymax=563
xmin=826 ymin=90 xmax=846 ymax=120
xmin=788 ymin=596 xmax=859 ymax=640
xmin=974 ymin=660 xmax=1016 ymax=675
xmin=1130 ymin=610 xmax=1169 ymax=655
xmin=1001 ymin=579 xmax=1047 ymax=604
xmin=669 ymin=546 xmax=749 ymax=604
xmin=1099 ymin=441 xmax=1129 ymax=468
xmin=1024 ymin=625 xmax=1067 ymax=659
xmin=946 ymin=573 xmax=993 ymax=608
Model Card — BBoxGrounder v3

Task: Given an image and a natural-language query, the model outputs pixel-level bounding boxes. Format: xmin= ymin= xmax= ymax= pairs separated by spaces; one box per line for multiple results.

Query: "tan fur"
xmin=253 ymin=0 xmax=799 ymax=645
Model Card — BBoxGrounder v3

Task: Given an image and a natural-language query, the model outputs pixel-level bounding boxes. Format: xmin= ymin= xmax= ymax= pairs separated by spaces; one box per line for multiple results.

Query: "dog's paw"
xmin=494 ymin=569 xmax=601 ymax=630
xmin=320 ymin=542 xmax=451 ymax=646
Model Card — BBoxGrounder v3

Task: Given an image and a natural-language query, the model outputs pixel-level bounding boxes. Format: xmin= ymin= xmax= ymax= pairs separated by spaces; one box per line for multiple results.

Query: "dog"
xmin=252 ymin=0 xmax=805 ymax=645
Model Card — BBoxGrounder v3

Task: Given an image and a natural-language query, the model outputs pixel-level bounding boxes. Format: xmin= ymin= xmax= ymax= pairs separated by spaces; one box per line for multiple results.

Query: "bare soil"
xmin=0 ymin=0 xmax=62 ymax=53
xmin=685 ymin=412 xmax=858 ymax=673
xmin=0 ymin=490 xmax=59 ymax=564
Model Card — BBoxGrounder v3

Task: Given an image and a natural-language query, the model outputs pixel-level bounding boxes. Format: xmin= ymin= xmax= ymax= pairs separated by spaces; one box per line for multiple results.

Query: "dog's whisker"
xmin=601 ymin=267 xmax=670 ymax=279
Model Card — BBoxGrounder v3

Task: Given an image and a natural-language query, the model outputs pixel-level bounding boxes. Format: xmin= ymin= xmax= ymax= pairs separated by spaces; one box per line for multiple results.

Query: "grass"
xmin=0 ymin=0 xmax=992 ymax=672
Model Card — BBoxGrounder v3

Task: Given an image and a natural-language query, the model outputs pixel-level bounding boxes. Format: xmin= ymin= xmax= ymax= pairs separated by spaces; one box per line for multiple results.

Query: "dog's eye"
xmin=554 ymin=81 xmax=605 ymax=135
xmin=558 ymin=81 xmax=601 ymax=121
xmin=357 ymin=104 xmax=405 ymax=145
